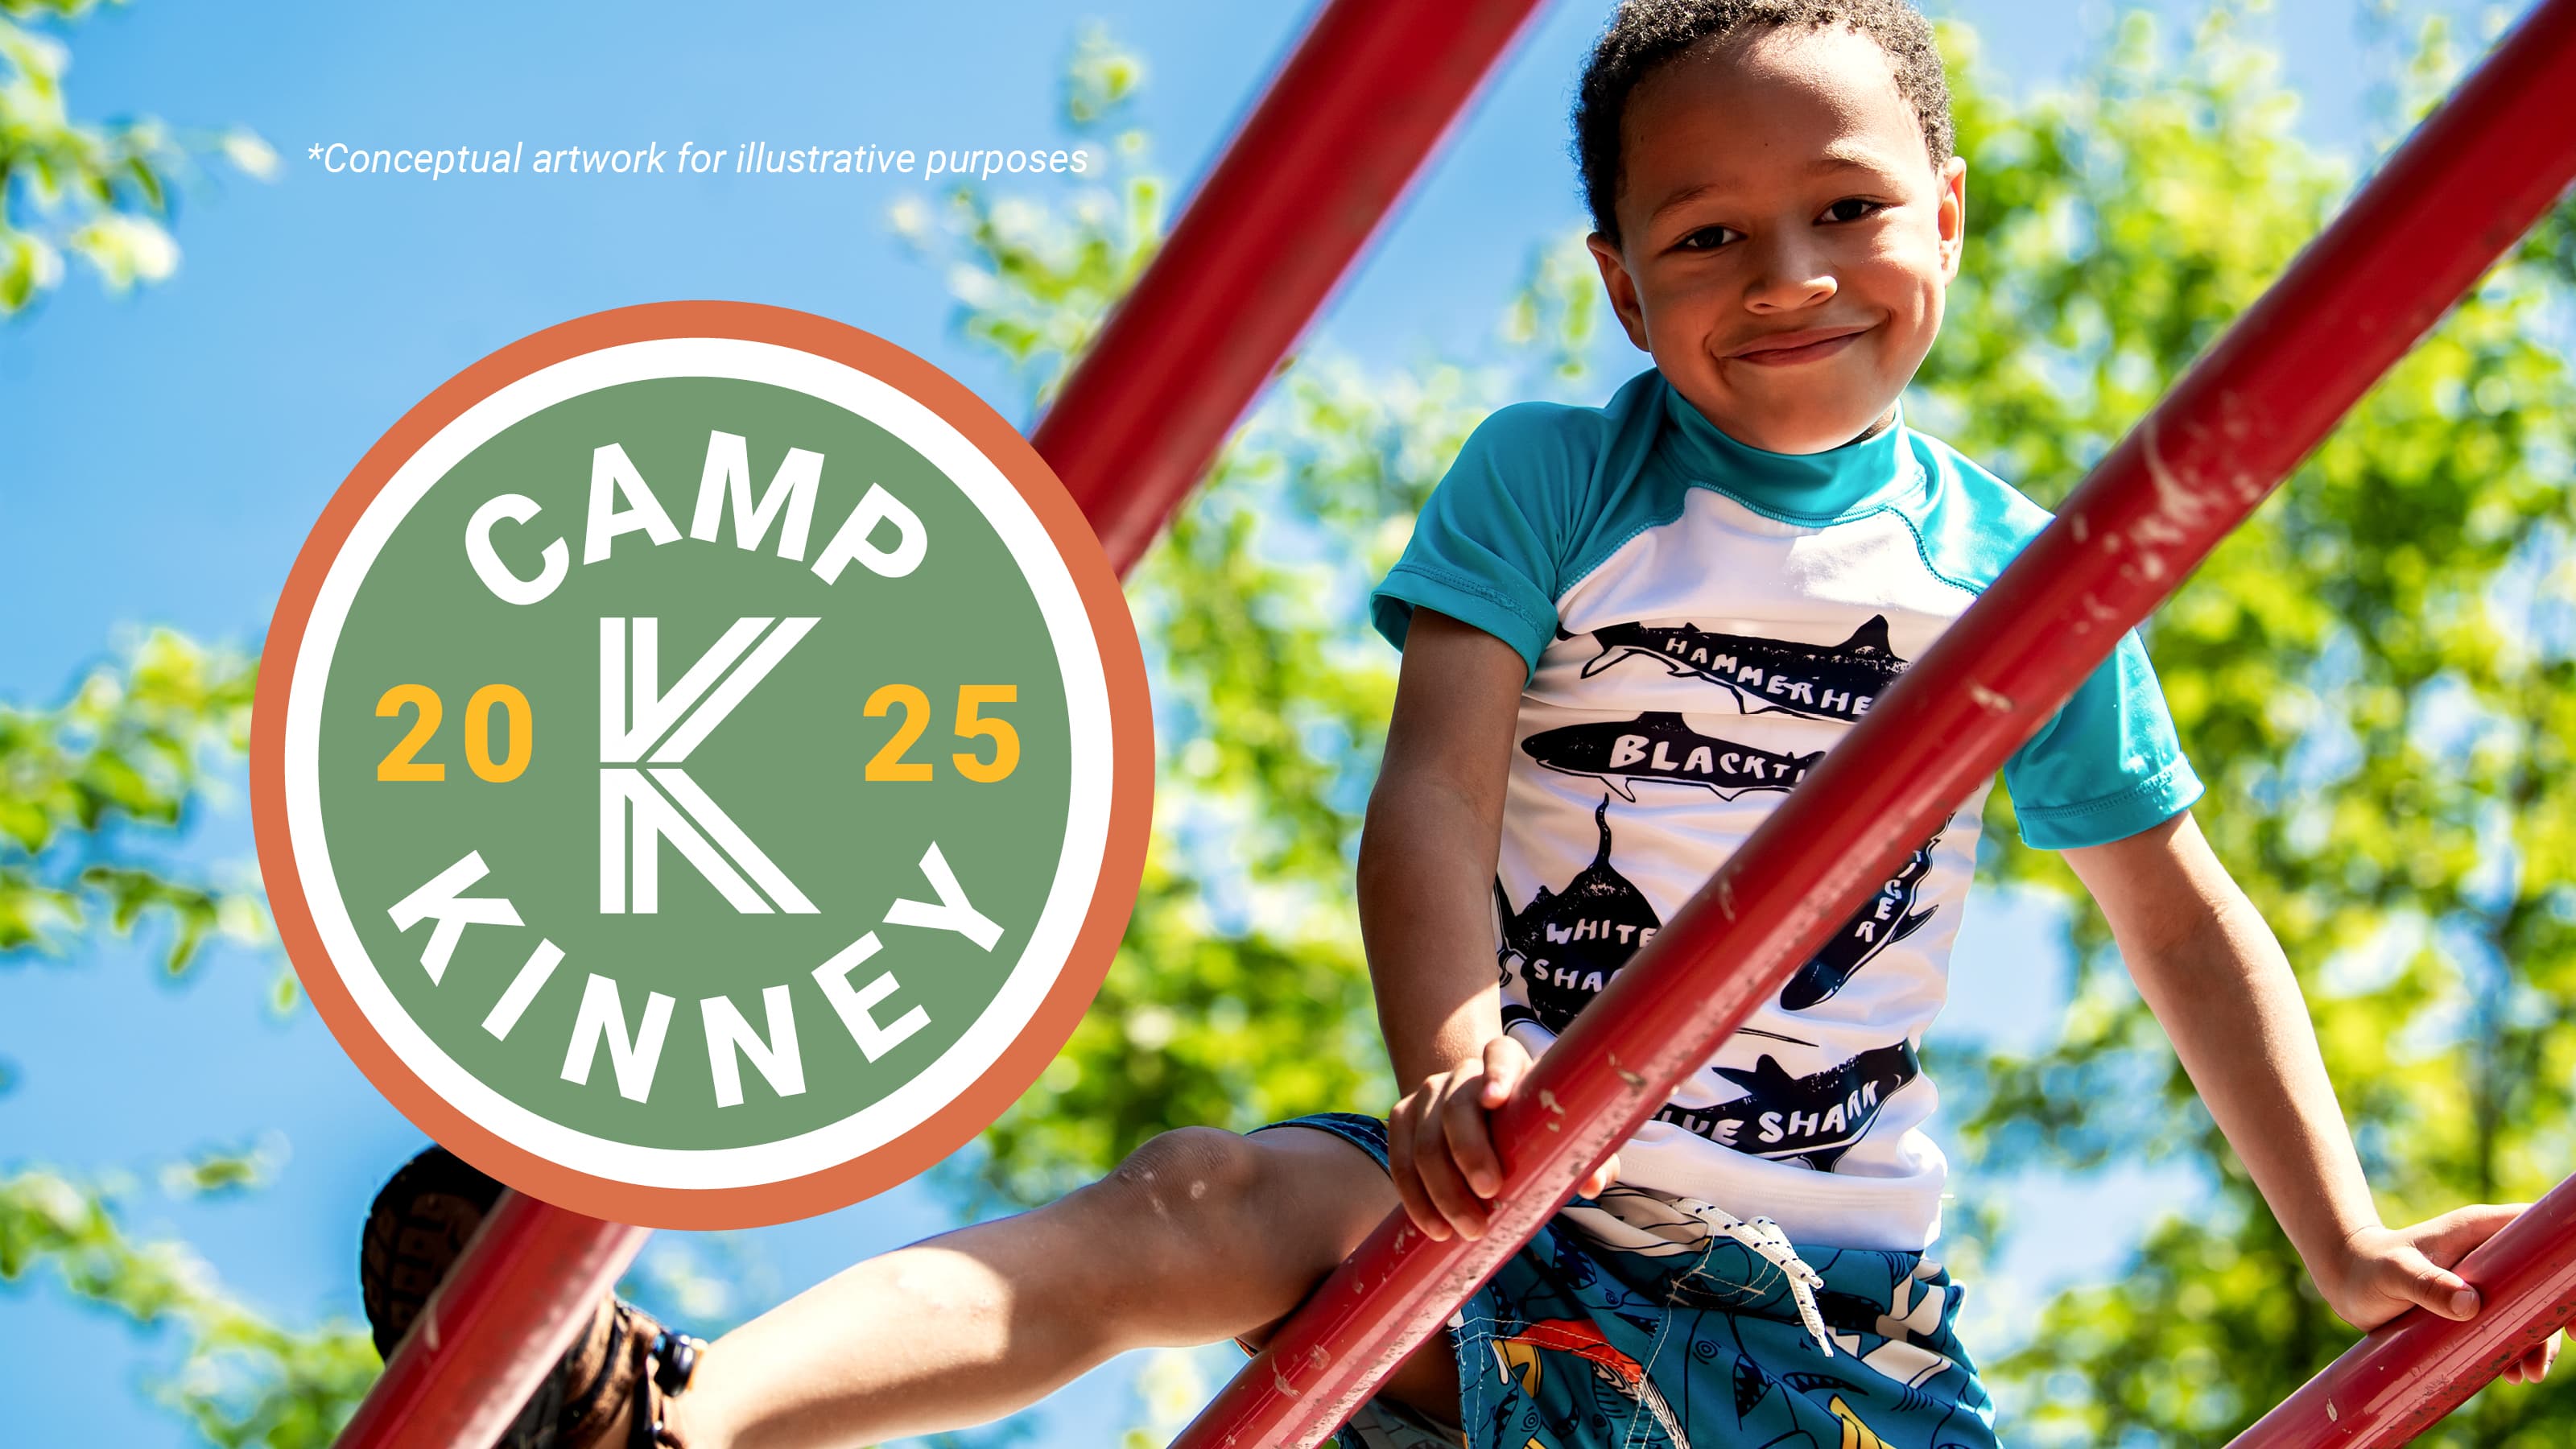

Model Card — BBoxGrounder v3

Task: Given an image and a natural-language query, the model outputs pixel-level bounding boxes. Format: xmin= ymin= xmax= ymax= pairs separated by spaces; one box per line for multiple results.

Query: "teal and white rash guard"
xmin=1370 ymin=367 xmax=2202 ymax=1251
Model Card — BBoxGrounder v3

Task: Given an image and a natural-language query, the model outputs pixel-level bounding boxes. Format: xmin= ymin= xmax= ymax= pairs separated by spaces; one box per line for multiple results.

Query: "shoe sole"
xmin=359 ymin=1146 xmax=570 ymax=1447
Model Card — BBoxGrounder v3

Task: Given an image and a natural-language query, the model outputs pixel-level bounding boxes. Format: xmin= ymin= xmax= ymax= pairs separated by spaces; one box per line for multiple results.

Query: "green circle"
xmin=318 ymin=376 xmax=1073 ymax=1151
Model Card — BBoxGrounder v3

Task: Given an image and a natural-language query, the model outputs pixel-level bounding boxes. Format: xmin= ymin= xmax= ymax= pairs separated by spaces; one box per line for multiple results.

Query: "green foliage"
xmin=887 ymin=25 xmax=1164 ymax=414
xmin=0 ymin=627 xmax=270 ymax=976
xmin=159 ymin=1135 xmax=289 ymax=1199
xmin=2 ymin=633 xmax=348 ymax=1446
xmin=1913 ymin=8 xmax=2576 ymax=1443
xmin=0 ymin=1165 xmax=377 ymax=1447
xmin=0 ymin=0 xmax=275 ymax=316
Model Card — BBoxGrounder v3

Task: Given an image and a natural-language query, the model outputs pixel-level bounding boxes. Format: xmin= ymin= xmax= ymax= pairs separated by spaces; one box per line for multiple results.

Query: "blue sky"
xmin=0 ymin=0 xmax=2507 ymax=1443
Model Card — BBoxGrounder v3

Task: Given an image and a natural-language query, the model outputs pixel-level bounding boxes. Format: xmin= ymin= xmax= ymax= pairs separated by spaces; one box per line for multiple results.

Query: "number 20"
xmin=377 ymin=684 xmax=532 ymax=783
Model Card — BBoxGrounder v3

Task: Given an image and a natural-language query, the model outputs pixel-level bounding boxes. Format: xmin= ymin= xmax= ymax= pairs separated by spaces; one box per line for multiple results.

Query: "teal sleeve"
xmin=1369 ymin=403 xmax=1593 ymax=683
xmin=2003 ymin=629 xmax=2205 ymax=849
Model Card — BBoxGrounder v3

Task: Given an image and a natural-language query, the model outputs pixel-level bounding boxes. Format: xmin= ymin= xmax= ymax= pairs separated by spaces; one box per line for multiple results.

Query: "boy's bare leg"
xmin=667 ymin=1124 xmax=1459 ymax=1449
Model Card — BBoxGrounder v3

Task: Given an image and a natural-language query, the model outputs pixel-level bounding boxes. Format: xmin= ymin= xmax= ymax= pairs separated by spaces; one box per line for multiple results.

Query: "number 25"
xmin=865 ymin=684 xmax=1019 ymax=782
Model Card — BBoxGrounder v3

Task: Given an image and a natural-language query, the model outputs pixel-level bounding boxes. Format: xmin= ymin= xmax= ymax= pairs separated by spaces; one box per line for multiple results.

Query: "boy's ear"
xmin=1585 ymin=232 xmax=1652 ymax=352
xmin=1936 ymin=155 xmax=1968 ymax=284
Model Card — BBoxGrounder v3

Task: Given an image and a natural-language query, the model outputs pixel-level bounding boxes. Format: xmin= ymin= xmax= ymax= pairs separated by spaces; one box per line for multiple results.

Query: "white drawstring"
xmin=1684 ymin=1203 xmax=1832 ymax=1356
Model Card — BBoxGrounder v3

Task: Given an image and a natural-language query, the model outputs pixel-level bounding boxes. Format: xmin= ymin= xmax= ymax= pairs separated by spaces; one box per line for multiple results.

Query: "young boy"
xmin=361 ymin=2 xmax=2558 ymax=1445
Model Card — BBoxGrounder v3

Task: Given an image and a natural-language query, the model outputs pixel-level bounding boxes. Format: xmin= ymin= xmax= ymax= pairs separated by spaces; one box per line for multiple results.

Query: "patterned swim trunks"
xmin=1249 ymin=1111 xmax=2000 ymax=1449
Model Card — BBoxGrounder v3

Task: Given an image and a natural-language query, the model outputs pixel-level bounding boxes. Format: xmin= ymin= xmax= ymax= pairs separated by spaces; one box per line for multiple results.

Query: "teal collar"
xmin=1653 ymin=371 xmax=1916 ymax=521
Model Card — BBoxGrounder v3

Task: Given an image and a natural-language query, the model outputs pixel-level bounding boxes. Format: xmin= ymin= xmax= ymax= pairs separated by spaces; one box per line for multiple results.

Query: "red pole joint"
xmin=1173 ymin=0 xmax=2576 ymax=1443
xmin=333 ymin=3 xmax=1545 ymax=1444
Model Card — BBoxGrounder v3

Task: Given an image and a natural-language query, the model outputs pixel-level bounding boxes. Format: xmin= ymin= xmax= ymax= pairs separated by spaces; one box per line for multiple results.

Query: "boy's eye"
xmin=1821 ymin=197 xmax=1884 ymax=223
xmin=1675 ymin=224 xmax=1743 ymax=251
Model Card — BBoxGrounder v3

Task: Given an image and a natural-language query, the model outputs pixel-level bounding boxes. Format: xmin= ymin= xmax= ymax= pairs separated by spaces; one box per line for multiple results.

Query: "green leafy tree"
xmin=0 ymin=0 xmax=274 ymax=313
xmin=0 ymin=629 xmax=266 ymax=983
xmin=2 ymin=14 xmax=352 ymax=1444
xmin=1 ymin=1158 xmax=377 ymax=1449
xmin=1 ymin=635 xmax=377 ymax=1449
xmin=1915 ymin=9 xmax=2576 ymax=1444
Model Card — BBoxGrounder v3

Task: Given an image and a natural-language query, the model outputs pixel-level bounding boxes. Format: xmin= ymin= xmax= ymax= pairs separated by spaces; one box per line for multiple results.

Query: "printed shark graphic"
xmin=1579 ymin=616 xmax=1907 ymax=723
xmin=1494 ymin=799 xmax=1660 ymax=1034
xmin=1651 ymin=1042 xmax=1919 ymax=1170
xmin=1778 ymin=832 xmax=1943 ymax=1011
xmin=1495 ymin=802 xmax=1815 ymax=1048
xmin=1520 ymin=712 xmax=1823 ymax=803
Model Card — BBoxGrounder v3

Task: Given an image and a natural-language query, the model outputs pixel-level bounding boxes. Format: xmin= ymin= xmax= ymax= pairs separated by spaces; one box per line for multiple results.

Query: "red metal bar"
xmin=1031 ymin=0 xmax=1550 ymax=575
xmin=332 ymin=1194 xmax=650 ymax=1449
xmin=1174 ymin=0 xmax=2576 ymax=1443
xmin=2227 ymin=1171 xmax=2576 ymax=1447
xmin=336 ymin=3 xmax=1544 ymax=1444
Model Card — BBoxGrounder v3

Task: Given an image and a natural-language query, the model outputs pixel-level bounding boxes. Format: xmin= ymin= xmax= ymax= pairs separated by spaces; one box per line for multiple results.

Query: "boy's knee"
xmin=1072 ymin=1127 xmax=1335 ymax=1344
xmin=1096 ymin=1126 xmax=1266 ymax=1232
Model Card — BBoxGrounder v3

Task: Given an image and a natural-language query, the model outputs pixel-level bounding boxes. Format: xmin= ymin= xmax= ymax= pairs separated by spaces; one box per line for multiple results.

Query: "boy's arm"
xmin=1360 ymin=610 xmax=1521 ymax=1089
xmin=1358 ymin=608 xmax=1613 ymax=1241
xmin=2064 ymin=810 xmax=2553 ymax=1379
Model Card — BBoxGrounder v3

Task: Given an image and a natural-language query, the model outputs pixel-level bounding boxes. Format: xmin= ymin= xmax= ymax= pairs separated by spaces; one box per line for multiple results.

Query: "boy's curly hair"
xmin=1573 ymin=0 xmax=1956 ymax=245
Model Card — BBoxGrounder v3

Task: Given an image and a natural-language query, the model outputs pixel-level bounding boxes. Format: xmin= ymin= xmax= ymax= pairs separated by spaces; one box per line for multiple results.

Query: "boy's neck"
xmin=1650 ymin=372 xmax=1917 ymax=521
xmin=1844 ymin=405 xmax=1899 ymax=448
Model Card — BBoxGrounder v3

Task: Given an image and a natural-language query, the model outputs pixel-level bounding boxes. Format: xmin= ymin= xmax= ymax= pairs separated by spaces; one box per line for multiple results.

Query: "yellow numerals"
xmin=375 ymin=683 xmax=533 ymax=783
xmin=865 ymin=683 xmax=1020 ymax=783
xmin=863 ymin=685 xmax=934 ymax=782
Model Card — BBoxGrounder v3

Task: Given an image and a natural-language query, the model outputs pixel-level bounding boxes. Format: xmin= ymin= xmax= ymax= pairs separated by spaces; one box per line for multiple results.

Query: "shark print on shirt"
xmin=1495 ymin=800 xmax=1817 ymax=1050
xmin=1520 ymin=712 xmax=1823 ymax=803
xmin=1651 ymin=1042 xmax=1920 ymax=1170
xmin=1579 ymin=616 xmax=1909 ymax=722
xmin=1778 ymin=832 xmax=1943 ymax=1012
xmin=1494 ymin=799 xmax=1659 ymax=1034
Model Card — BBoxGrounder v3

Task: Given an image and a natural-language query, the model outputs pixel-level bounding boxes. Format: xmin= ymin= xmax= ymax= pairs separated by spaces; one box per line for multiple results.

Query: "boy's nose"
xmin=1742 ymin=237 xmax=1837 ymax=313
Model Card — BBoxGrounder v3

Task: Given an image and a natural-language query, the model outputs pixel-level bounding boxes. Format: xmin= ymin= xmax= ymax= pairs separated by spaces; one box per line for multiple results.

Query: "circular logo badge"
xmin=254 ymin=303 xmax=1153 ymax=1227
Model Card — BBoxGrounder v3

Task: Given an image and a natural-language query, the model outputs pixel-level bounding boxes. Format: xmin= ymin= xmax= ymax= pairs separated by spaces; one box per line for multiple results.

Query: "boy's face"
xmin=1587 ymin=26 xmax=1968 ymax=456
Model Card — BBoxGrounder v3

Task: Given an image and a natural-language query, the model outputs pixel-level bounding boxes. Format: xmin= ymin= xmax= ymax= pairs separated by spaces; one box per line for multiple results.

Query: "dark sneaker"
xmin=361 ymin=1145 xmax=705 ymax=1448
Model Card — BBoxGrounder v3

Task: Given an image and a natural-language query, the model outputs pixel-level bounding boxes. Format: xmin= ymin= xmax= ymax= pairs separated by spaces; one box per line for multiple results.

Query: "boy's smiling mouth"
xmin=1726 ymin=324 xmax=1872 ymax=366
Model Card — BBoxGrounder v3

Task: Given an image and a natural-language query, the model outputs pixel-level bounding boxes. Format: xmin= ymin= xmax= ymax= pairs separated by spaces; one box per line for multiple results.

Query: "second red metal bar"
xmin=1174 ymin=0 xmax=2576 ymax=1443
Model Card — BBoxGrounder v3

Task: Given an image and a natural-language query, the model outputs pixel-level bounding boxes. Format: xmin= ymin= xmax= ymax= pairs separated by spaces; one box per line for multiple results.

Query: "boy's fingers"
xmin=2388 ymin=1249 xmax=2479 ymax=1321
xmin=2417 ymin=1203 xmax=2529 ymax=1266
xmin=1411 ymin=1108 xmax=1489 ymax=1240
xmin=1479 ymin=1036 xmax=1529 ymax=1108
xmin=1577 ymin=1152 xmax=1623 ymax=1198
xmin=1417 ymin=1152 xmax=1488 ymax=1239
xmin=1390 ymin=1166 xmax=1447 ymax=1241
xmin=1573 ymin=1153 xmax=1613 ymax=1198
xmin=1443 ymin=1077 xmax=1505 ymax=1198
xmin=1384 ymin=1100 xmax=1447 ymax=1241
